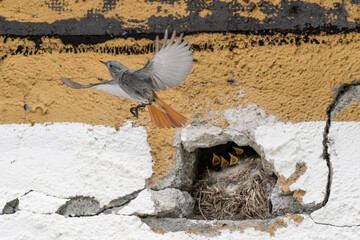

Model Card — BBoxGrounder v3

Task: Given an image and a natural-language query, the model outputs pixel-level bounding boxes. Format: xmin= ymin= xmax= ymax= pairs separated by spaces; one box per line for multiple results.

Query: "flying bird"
xmin=61 ymin=29 xmax=193 ymax=128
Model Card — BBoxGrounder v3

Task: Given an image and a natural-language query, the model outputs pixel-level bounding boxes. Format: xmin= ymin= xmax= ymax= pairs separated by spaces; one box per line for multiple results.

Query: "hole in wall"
xmin=188 ymin=142 xmax=277 ymax=221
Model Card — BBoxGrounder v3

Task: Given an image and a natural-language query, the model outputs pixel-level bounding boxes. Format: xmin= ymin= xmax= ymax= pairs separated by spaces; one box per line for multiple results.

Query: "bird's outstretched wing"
xmin=60 ymin=77 xmax=134 ymax=100
xmin=136 ymin=29 xmax=193 ymax=91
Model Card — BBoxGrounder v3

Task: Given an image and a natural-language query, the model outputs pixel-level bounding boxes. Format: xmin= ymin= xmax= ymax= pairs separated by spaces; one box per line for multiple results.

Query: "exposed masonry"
xmin=2 ymin=105 xmax=312 ymax=221
xmin=142 ymin=217 xmax=279 ymax=233
xmin=155 ymin=105 xmax=322 ymax=216
xmin=322 ymin=79 xmax=360 ymax=206
xmin=1 ymin=82 xmax=359 ymax=231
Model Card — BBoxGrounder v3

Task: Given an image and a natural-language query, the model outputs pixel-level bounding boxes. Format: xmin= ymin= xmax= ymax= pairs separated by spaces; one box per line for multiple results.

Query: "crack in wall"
xmin=1 ymin=188 xmax=143 ymax=217
xmin=322 ymin=79 xmax=360 ymax=207
xmin=95 ymin=189 xmax=144 ymax=216
xmin=310 ymin=215 xmax=360 ymax=228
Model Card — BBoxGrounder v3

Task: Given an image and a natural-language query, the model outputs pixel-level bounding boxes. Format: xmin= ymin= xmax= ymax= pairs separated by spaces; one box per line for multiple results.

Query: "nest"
xmin=191 ymin=156 xmax=276 ymax=220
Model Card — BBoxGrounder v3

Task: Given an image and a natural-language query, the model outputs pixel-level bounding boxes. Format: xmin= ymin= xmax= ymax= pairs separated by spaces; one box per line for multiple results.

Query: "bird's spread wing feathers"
xmin=60 ymin=77 xmax=134 ymax=100
xmin=136 ymin=29 xmax=193 ymax=91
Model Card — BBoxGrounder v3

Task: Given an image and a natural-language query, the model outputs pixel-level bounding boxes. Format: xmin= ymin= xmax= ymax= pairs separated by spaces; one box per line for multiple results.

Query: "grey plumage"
xmin=61 ymin=29 xmax=192 ymax=104
xmin=61 ymin=29 xmax=192 ymax=127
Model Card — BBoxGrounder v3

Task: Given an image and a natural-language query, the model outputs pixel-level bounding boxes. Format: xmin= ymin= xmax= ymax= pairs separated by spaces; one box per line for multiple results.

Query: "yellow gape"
xmin=212 ymin=153 xmax=220 ymax=166
xmin=229 ymin=153 xmax=238 ymax=166
xmin=233 ymin=146 xmax=244 ymax=156
xmin=220 ymin=156 xmax=229 ymax=167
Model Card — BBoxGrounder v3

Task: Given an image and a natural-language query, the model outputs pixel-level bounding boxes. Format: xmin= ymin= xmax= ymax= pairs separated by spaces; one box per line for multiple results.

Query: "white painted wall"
xmin=0 ymin=122 xmax=153 ymax=209
xmin=0 ymin=121 xmax=359 ymax=239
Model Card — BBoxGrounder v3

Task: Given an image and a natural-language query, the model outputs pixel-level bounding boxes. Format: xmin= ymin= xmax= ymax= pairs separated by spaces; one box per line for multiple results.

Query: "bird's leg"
xmin=130 ymin=107 xmax=138 ymax=118
xmin=130 ymin=103 xmax=151 ymax=118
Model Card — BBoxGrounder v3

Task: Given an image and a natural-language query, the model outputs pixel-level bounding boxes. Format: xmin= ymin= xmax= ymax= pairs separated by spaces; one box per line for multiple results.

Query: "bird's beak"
xmin=99 ymin=60 xmax=107 ymax=65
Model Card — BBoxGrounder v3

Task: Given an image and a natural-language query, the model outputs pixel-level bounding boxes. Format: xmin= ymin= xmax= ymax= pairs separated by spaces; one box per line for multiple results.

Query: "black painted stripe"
xmin=0 ymin=0 xmax=359 ymax=36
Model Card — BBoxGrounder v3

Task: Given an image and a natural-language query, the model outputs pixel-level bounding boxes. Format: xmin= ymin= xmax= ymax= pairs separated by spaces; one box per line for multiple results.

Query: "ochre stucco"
xmin=0 ymin=0 xmax=359 ymax=24
xmin=1 ymin=32 xmax=359 ymax=183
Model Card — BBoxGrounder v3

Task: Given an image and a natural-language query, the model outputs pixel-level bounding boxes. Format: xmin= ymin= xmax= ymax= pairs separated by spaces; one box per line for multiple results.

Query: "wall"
xmin=0 ymin=0 xmax=360 ymax=239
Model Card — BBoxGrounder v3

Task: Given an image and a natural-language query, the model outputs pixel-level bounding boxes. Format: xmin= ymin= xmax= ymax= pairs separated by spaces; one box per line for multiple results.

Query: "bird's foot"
xmin=130 ymin=103 xmax=150 ymax=118
xmin=130 ymin=107 xmax=139 ymax=118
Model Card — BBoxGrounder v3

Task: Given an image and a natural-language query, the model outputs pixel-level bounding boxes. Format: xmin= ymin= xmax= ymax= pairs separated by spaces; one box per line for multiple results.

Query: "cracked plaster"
xmin=0 ymin=121 xmax=153 ymax=210
xmin=0 ymin=212 xmax=360 ymax=239
xmin=0 ymin=85 xmax=360 ymax=237
xmin=311 ymin=122 xmax=360 ymax=226
xmin=118 ymin=188 xmax=194 ymax=218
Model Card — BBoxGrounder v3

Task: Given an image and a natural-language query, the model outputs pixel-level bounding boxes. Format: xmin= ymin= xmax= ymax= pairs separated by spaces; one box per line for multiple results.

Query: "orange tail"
xmin=147 ymin=97 xmax=187 ymax=128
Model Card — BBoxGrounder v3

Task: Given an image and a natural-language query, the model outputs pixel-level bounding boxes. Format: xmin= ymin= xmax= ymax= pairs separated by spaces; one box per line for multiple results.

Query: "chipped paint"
xmin=0 ymin=0 xmax=189 ymax=24
xmin=1 ymin=32 xmax=360 ymax=181
xmin=1 ymin=0 xmax=360 ymax=35
xmin=278 ymin=162 xmax=307 ymax=192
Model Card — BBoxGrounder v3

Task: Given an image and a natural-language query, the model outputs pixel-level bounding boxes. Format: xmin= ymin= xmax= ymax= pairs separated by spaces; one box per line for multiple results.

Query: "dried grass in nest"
xmin=191 ymin=157 xmax=276 ymax=220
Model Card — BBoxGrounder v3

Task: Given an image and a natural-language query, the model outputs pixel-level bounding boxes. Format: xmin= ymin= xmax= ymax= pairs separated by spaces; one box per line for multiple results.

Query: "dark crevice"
xmin=189 ymin=143 xmax=277 ymax=221
xmin=95 ymin=188 xmax=144 ymax=215
xmin=322 ymin=79 xmax=360 ymax=206
xmin=55 ymin=189 xmax=144 ymax=217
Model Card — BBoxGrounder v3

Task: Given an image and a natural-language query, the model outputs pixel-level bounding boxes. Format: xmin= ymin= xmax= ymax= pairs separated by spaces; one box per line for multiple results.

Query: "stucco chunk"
xmin=0 ymin=122 xmax=153 ymax=207
xmin=57 ymin=196 xmax=100 ymax=217
xmin=18 ymin=192 xmax=68 ymax=214
xmin=255 ymin=122 xmax=328 ymax=206
xmin=118 ymin=188 xmax=194 ymax=218
xmin=311 ymin=122 xmax=360 ymax=226
xmin=181 ymin=122 xmax=233 ymax=152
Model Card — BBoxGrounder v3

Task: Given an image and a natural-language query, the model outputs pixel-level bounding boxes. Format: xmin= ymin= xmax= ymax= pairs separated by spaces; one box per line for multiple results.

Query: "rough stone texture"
xmin=57 ymin=196 xmax=100 ymax=217
xmin=180 ymin=121 xmax=243 ymax=152
xmin=270 ymin=188 xmax=308 ymax=216
xmin=311 ymin=122 xmax=360 ymax=226
xmin=1 ymin=199 xmax=19 ymax=215
xmin=0 ymin=189 xmax=25 ymax=214
xmin=142 ymin=217 xmax=278 ymax=233
xmin=224 ymin=104 xmax=279 ymax=174
xmin=331 ymin=80 xmax=360 ymax=119
xmin=155 ymin=105 xmax=278 ymax=190
xmin=155 ymin=105 xmax=327 ymax=216
xmin=153 ymin=132 xmax=199 ymax=191
xmin=118 ymin=189 xmax=194 ymax=218
xmin=151 ymin=188 xmax=194 ymax=218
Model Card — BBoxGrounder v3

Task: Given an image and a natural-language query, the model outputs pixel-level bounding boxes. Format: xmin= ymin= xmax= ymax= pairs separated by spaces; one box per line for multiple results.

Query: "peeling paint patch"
xmin=0 ymin=122 xmax=153 ymax=207
xmin=18 ymin=191 xmax=68 ymax=214
xmin=0 ymin=0 xmax=360 ymax=34
xmin=278 ymin=162 xmax=307 ymax=192
xmin=255 ymin=122 xmax=328 ymax=206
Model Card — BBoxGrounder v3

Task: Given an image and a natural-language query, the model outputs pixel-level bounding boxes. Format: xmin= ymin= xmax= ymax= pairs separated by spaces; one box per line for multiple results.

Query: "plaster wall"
xmin=0 ymin=0 xmax=360 ymax=238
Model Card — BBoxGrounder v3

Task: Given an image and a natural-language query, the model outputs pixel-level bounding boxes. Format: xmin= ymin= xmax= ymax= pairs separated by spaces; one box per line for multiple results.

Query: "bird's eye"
xmin=109 ymin=64 xmax=113 ymax=68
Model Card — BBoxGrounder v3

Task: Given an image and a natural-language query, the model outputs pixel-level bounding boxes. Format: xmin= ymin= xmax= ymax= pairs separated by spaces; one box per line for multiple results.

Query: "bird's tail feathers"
xmin=147 ymin=97 xmax=187 ymax=128
xmin=61 ymin=77 xmax=92 ymax=89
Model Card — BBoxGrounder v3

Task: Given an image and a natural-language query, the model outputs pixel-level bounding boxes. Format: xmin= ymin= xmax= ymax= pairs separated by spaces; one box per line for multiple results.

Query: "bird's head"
xmin=100 ymin=60 xmax=127 ymax=79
